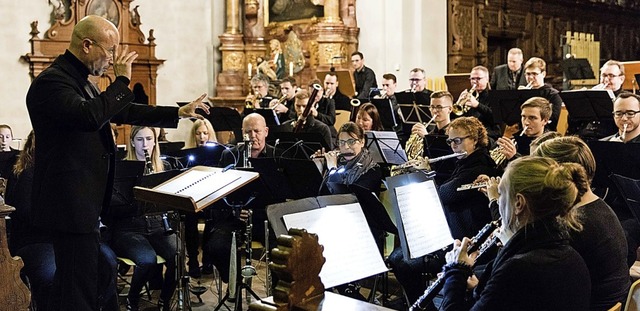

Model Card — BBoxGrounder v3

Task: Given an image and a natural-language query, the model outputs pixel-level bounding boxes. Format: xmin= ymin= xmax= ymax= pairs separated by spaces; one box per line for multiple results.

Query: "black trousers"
xmin=49 ymin=230 xmax=100 ymax=311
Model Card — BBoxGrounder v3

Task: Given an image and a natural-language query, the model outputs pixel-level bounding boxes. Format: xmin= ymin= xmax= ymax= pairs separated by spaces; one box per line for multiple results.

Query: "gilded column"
xmin=216 ymin=0 xmax=245 ymax=98
xmin=323 ymin=0 xmax=341 ymax=23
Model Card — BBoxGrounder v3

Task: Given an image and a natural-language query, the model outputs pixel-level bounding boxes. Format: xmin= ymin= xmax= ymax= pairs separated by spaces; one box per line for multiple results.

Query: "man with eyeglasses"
xmin=246 ymin=74 xmax=274 ymax=109
xmin=602 ymin=93 xmax=640 ymax=143
xmin=490 ymin=48 xmax=528 ymax=90
xmin=25 ymin=15 xmax=208 ymax=311
xmin=408 ymin=68 xmax=433 ymax=96
xmin=597 ymin=60 xmax=626 ymax=97
xmin=412 ymin=91 xmax=453 ymax=137
xmin=521 ymin=57 xmax=562 ymax=131
xmin=458 ymin=66 xmax=500 ymax=140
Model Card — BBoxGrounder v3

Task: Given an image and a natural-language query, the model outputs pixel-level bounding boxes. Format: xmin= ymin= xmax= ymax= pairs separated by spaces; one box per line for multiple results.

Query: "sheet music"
xmin=282 ymin=203 xmax=388 ymax=288
xmin=395 ymin=180 xmax=453 ymax=258
xmin=155 ymin=169 xmax=240 ymax=202
xmin=367 ymin=131 xmax=407 ymax=165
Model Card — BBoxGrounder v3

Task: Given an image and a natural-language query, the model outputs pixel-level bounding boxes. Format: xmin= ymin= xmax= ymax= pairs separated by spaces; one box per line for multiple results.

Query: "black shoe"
xmin=201 ymin=264 xmax=214 ymax=275
xmin=125 ymin=298 xmax=139 ymax=311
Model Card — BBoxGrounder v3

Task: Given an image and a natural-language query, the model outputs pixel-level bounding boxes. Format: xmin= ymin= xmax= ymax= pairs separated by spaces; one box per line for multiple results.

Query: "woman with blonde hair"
xmin=184 ymin=119 xmax=217 ymax=149
xmin=441 ymin=156 xmax=591 ymax=310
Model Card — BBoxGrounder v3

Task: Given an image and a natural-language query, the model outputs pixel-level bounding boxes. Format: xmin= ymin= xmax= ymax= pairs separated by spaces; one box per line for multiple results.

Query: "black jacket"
xmin=26 ymin=51 xmax=180 ymax=233
xmin=353 ymin=66 xmax=378 ymax=100
xmin=490 ymin=64 xmax=527 ymax=90
xmin=441 ymin=218 xmax=591 ymax=311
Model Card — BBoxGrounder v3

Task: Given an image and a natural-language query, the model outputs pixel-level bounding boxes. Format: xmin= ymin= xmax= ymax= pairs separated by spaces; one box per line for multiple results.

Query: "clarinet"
xmin=240 ymin=209 xmax=256 ymax=278
xmin=144 ymin=149 xmax=174 ymax=235
xmin=243 ymin=134 xmax=252 ymax=168
xmin=409 ymin=219 xmax=501 ymax=311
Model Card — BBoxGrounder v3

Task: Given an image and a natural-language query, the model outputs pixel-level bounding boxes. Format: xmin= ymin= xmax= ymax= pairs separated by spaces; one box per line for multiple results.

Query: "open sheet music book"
xmin=386 ymin=173 xmax=453 ymax=259
xmin=282 ymin=203 xmax=388 ymax=288
xmin=133 ymin=166 xmax=259 ymax=213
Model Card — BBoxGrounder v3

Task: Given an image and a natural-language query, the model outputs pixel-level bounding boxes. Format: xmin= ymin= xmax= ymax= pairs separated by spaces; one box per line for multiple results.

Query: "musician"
xmin=351 ymin=51 xmax=378 ymax=100
xmin=522 ymin=57 xmax=562 ymax=130
xmin=388 ymin=117 xmax=496 ymax=303
xmin=269 ymin=75 xmax=297 ymax=123
xmin=490 ymin=47 xmax=527 ymax=90
xmin=246 ymin=74 xmax=273 ymax=109
xmin=355 ymin=103 xmax=383 ymax=131
xmin=377 ymin=73 xmax=406 ymax=134
xmin=412 ymin=91 xmax=453 ymax=137
xmin=5 ymin=131 xmax=119 ymax=310
xmin=459 ymin=66 xmax=500 ymax=140
xmin=110 ymin=126 xmax=177 ymax=311
xmin=0 ymin=124 xmax=18 ymax=179
xmin=495 ymin=97 xmax=552 ymax=169
xmin=532 ymin=136 xmax=629 ymax=309
xmin=323 ymin=72 xmax=351 ymax=112
xmin=183 ymin=118 xmax=217 ymax=148
xmin=408 ymin=67 xmax=433 ymax=96
xmin=205 ymin=113 xmax=276 ymax=285
xmin=601 ymin=92 xmax=640 ymax=143
xmin=598 ymin=60 xmax=626 ymax=96
xmin=316 ymin=75 xmax=339 ymax=143
xmin=282 ymin=89 xmax=333 ymax=149
xmin=441 ymin=157 xmax=591 ymax=310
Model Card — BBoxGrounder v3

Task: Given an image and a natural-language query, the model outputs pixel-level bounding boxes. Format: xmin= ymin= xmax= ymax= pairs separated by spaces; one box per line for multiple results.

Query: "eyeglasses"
xmin=601 ymin=73 xmax=623 ymax=79
xmin=87 ymin=39 xmax=114 ymax=58
xmin=429 ymin=105 xmax=451 ymax=111
xmin=469 ymin=77 xmax=485 ymax=81
xmin=525 ymin=71 xmax=542 ymax=77
xmin=338 ymin=138 xmax=360 ymax=147
xmin=446 ymin=135 xmax=470 ymax=145
xmin=613 ymin=110 xmax=640 ymax=118
xmin=409 ymin=78 xmax=423 ymax=82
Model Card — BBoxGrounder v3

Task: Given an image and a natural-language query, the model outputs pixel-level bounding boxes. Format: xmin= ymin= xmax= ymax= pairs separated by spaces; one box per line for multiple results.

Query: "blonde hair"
xmin=126 ymin=126 xmax=164 ymax=173
xmin=13 ymin=130 xmax=35 ymax=176
xmin=503 ymin=156 xmax=585 ymax=232
xmin=184 ymin=119 xmax=217 ymax=149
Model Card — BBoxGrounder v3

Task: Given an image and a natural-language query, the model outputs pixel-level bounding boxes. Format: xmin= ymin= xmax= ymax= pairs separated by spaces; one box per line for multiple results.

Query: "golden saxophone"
xmin=452 ymin=84 xmax=478 ymax=116
xmin=490 ymin=126 xmax=528 ymax=167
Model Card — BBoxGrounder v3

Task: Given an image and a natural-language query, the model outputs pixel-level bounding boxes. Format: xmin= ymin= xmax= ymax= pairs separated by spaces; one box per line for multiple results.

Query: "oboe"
xmin=409 ymin=219 xmax=501 ymax=311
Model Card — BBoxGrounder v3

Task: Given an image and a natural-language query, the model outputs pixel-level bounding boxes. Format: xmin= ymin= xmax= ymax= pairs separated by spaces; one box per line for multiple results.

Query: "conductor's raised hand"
xmin=178 ymin=94 xmax=210 ymax=119
xmin=113 ymin=44 xmax=138 ymax=80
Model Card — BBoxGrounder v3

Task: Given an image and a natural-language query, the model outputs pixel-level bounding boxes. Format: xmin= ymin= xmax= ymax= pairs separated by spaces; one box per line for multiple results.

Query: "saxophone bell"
xmin=452 ymin=84 xmax=478 ymax=116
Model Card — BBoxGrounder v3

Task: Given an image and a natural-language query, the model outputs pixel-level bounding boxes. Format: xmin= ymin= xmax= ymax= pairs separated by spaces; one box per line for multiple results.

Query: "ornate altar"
xmin=22 ymin=0 xmax=164 ymax=145
xmin=213 ymin=0 xmax=359 ymax=111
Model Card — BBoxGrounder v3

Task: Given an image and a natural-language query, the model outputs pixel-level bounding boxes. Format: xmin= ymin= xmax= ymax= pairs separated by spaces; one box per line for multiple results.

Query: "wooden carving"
xmin=249 ymin=228 xmax=325 ymax=311
xmin=0 ymin=204 xmax=31 ymax=310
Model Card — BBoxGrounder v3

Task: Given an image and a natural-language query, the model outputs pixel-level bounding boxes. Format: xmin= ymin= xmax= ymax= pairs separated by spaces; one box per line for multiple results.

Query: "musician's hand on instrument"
xmin=311 ymin=106 xmax=318 ymax=117
xmin=497 ymin=137 xmax=516 ymax=160
xmin=274 ymin=103 xmax=288 ymax=114
xmin=467 ymin=94 xmax=479 ymax=108
xmin=239 ymin=209 xmax=250 ymax=222
xmin=411 ymin=123 xmax=428 ymax=137
xmin=325 ymin=150 xmax=338 ymax=169
xmin=487 ymin=176 xmax=500 ymax=202
xmin=178 ymin=93 xmax=209 ymax=119
xmin=474 ymin=174 xmax=490 ymax=196
xmin=446 ymin=238 xmax=474 ymax=266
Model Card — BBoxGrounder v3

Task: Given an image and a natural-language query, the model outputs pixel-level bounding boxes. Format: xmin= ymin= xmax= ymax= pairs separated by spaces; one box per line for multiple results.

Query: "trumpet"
xmin=245 ymin=92 xmax=263 ymax=109
xmin=518 ymin=81 xmax=533 ymax=90
xmin=490 ymin=125 xmax=527 ymax=167
xmin=269 ymin=93 xmax=288 ymax=109
xmin=452 ymin=84 xmax=478 ymax=116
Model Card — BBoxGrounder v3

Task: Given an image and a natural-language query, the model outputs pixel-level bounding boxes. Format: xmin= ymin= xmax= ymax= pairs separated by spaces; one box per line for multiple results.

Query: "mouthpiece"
xmin=519 ymin=126 xmax=529 ymax=136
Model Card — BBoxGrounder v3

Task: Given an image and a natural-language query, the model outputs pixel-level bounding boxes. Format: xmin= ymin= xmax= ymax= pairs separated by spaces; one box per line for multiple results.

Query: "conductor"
xmin=25 ymin=15 xmax=209 ymax=311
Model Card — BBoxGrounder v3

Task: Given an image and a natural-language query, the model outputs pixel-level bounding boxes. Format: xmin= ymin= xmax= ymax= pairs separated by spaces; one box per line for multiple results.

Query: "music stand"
xmin=587 ymin=141 xmax=640 ymax=190
xmin=370 ymin=98 xmax=401 ymax=130
xmin=489 ymin=89 xmax=545 ymax=125
xmin=560 ymin=89 xmax=614 ymax=121
xmin=164 ymin=144 xmax=225 ymax=168
xmin=268 ymin=131 xmax=330 ymax=158
xmin=243 ymin=108 xmax=280 ymax=126
xmin=396 ymin=91 xmax=431 ymax=124
xmin=365 ymin=131 xmax=407 ymax=165
xmin=249 ymin=157 xmax=296 ymax=202
xmin=513 ymin=135 xmax=535 ymax=156
xmin=159 ymin=141 xmax=185 ymax=154
xmin=610 ymin=174 xmax=640 ymax=226
xmin=107 ymin=160 xmax=146 ymax=220
xmin=561 ymin=58 xmax=596 ymax=80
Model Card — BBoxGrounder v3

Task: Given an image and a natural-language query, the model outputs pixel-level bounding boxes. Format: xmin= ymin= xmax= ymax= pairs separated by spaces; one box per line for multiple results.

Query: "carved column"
xmin=315 ymin=0 xmax=357 ymax=73
xmin=323 ymin=0 xmax=341 ymax=23
xmin=215 ymin=0 xmax=245 ymax=98
xmin=244 ymin=0 xmax=267 ymax=91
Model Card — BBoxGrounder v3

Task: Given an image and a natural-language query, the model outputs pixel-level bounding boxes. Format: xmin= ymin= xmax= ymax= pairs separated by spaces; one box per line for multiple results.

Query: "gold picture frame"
xmin=264 ymin=0 xmax=324 ymax=27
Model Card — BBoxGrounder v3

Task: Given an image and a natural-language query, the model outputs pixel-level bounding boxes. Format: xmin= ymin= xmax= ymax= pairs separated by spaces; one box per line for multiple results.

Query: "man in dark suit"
xmin=351 ymin=51 xmax=378 ymax=101
xmin=490 ymin=48 xmax=528 ymax=90
xmin=25 ymin=15 xmax=208 ymax=311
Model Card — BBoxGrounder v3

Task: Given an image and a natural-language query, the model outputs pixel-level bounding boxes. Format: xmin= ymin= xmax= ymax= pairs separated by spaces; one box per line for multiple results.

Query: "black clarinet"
xmin=409 ymin=219 xmax=501 ymax=311
xmin=144 ymin=149 xmax=174 ymax=235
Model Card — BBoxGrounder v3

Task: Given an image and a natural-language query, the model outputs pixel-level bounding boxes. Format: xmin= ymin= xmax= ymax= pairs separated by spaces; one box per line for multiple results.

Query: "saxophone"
xmin=391 ymin=114 xmax=437 ymax=176
xmin=490 ymin=125 xmax=527 ymax=167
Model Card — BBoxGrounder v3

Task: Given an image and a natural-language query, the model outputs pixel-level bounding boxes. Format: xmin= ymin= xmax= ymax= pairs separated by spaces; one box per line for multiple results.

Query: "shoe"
xmin=158 ymin=298 xmax=170 ymax=311
xmin=125 ymin=298 xmax=139 ymax=311
xmin=201 ymin=264 xmax=214 ymax=275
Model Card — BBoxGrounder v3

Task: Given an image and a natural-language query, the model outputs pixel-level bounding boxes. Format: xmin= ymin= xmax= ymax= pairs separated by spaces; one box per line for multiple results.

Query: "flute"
xmin=409 ymin=219 xmax=502 ymax=311
xmin=457 ymin=181 xmax=489 ymax=191
xmin=428 ymin=151 xmax=467 ymax=164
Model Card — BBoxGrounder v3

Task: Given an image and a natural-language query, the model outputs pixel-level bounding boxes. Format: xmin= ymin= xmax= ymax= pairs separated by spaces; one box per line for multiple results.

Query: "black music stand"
xmin=370 ymin=98 xmax=401 ymax=130
xmin=159 ymin=141 xmax=185 ymax=154
xmin=243 ymin=107 xmax=280 ymax=126
xmin=107 ymin=160 xmax=146 ymax=221
xmin=489 ymin=89 xmax=545 ymax=125
xmin=587 ymin=141 xmax=640 ymax=190
xmin=610 ymin=174 xmax=640 ymax=226
xmin=561 ymin=58 xmax=595 ymax=80
xmin=513 ymin=135 xmax=535 ymax=156
xmin=280 ymin=158 xmax=324 ymax=199
xmin=561 ymin=89 xmax=616 ymax=139
xmin=365 ymin=131 xmax=407 ymax=165
xmin=163 ymin=144 xmax=226 ymax=168
xmin=249 ymin=157 xmax=296 ymax=202
xmin=268 ymin=131 xmax=329 ymax=158
xmin=396 ymin=91 xmax=431 ymax=124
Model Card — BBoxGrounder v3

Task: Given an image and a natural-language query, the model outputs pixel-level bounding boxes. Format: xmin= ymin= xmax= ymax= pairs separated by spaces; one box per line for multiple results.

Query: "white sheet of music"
xmin=395 ymin=180 xmax=453 ymax=258
xmin=282 ymin=203 xmax=388 ymax=288
xmin=155 ymin=169 xmax=240 ymax=202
